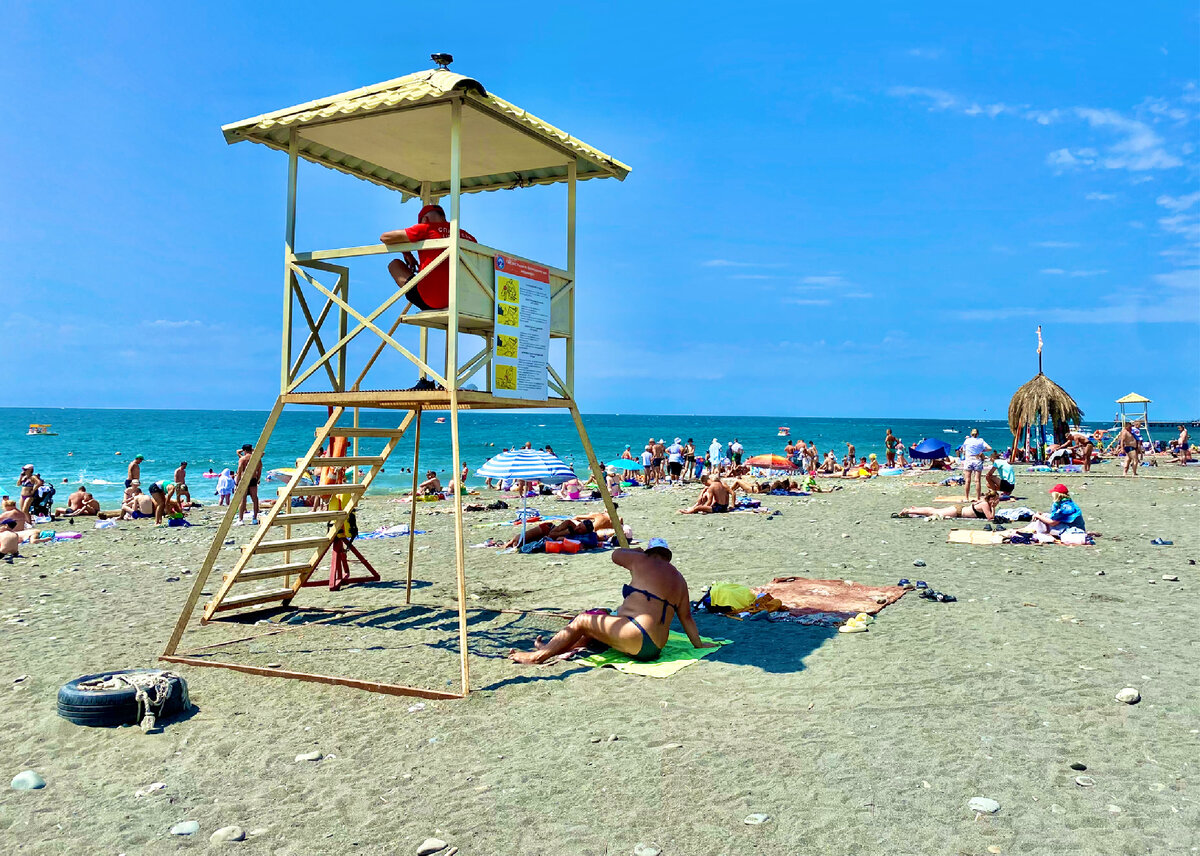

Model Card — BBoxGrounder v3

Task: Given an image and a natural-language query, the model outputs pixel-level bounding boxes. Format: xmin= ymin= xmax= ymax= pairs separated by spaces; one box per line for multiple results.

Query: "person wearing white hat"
xmin=509 ymin=538 xmax=718 ymax=665
xmin=666 ymin=438 xmax=684 ymax=483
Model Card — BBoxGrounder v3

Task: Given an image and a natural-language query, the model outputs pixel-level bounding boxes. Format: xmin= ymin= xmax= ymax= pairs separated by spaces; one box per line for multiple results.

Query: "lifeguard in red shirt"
xmin=380 ymin=205 xmax=477 ymax=311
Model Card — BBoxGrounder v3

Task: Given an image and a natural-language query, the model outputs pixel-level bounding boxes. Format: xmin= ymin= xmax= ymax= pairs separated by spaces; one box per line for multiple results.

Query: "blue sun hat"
xmin=646 ymin=537 xmax=672 ymax=560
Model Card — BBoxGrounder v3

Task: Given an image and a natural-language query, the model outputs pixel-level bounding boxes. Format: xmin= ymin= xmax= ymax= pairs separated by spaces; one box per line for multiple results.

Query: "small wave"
xmin=88 ymin=479 xmax=119 ymax=485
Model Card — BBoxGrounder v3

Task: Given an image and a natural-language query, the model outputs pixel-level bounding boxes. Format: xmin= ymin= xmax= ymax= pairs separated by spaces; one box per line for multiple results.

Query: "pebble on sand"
xmin=1074 ymin=776 xmax=1096 ymax=788
xmin=633 ymin=845 xmax=662 ymax=856
xmin=1162 ymin=574 xmax=1179 ymax=581
xmin=295 ymin=751 xmax=323 ymax=762
xmin=968 ymin=797 xmax=1001 ymax=814
xmin=913 ymin=559 xmax=926 ymax=567
xmin=416 ymin=839 xmax=447 ymax=855
xmin=1115 ymin=687 xmax=1141 ymax=704
xmin=170 ymin=820 xmax=200 ymax=836
xmin=211 ymin=826 xmax=246 ymax=843
xmin=744 ymin=813 xmax=771 ymax=825
xmin=11 ymin=770 xmax=46 ymax=790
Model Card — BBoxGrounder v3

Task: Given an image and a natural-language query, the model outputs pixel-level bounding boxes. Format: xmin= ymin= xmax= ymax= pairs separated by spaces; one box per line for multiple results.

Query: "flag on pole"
xmin=1037 ymin=325 xmax=1043 ymax=354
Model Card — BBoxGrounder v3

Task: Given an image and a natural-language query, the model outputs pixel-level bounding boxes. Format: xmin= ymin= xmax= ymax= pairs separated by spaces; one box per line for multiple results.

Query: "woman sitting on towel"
xmin=509 ymin=539 xmax=717 ymax=664
xmin=895 ymin=491 xmax=1000 ymax=520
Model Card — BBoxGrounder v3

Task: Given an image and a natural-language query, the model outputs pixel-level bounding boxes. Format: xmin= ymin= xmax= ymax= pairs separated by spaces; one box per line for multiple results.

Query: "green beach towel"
xmin=580 ymin=632 xmax=730 ymax=678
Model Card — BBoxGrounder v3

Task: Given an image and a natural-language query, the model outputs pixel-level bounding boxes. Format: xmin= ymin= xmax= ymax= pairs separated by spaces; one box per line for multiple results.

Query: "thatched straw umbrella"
xmin=1007 ymin=327 xmax=1083 ymax=461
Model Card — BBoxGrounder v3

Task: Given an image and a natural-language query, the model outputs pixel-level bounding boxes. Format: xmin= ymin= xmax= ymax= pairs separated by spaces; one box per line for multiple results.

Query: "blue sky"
xmin=2 ymin=2 xmax=1197 ymax=420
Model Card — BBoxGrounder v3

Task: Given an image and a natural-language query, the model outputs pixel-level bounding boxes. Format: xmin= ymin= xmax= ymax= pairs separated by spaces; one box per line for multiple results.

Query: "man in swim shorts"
xmin=417 ymin=470 xmax=442 ymax=496
xmin=126 ymin=454 xmax=143 ymax=489
xmin=1115 ymin=423 xmax=1140 ymax=476
xmin=1177 ymin=425 xmax=1191 ymax=465
xmin=678 ymin=476 xmax=732 ymax=514
xmin=55 ymin=485 xmax=88 ymax=517
xmin=121 ymin=487 xmax=155 ymax=520
xmin=730 ymin=439 xmax=744 ymax=466
xmin=173 ymin=462 xmax=191 ymax=505
xmin=236 ymin=443 xmax=262 ymax=524
xmin=960 ymin=429 xmax=991 ymax=501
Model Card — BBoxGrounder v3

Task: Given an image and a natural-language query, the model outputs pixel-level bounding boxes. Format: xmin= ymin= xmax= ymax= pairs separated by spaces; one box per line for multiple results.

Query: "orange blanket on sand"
xmin=754 ymin=577 xmax=906 ymax=618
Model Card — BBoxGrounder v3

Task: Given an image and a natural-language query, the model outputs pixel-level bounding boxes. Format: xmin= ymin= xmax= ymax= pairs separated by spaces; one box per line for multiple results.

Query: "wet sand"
xmin=1 ymin=468 xmax=1197 ymax=854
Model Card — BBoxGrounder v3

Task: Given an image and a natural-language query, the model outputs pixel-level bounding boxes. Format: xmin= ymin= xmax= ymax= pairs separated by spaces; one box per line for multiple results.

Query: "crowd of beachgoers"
xmin=2 ymin=421 xmax=1192 ymax=563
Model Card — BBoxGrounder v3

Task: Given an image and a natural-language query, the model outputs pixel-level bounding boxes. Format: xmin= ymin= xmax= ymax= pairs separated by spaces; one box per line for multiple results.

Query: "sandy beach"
xmin=1 ymin=469 xmax=1197 ymax=855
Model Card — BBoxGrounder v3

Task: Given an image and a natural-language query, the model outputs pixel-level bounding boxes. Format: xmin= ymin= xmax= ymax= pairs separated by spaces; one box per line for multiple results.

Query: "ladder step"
xmin=315 ymin=456 xmax=385 ymax=467
xmin=248 ymin=536 xmax=330 ymax=555
xmin=288 ymin=484 xmax=367 ymax=496
xmin=333 ymin=427 xmax=408 ymax=438
xmin=229 ymin=562 xmax=313 ymax=582
xmin=208 ymin=587 xmax=296 ymax=613
xmin=272 ymin=510 xmax=347 ymax=526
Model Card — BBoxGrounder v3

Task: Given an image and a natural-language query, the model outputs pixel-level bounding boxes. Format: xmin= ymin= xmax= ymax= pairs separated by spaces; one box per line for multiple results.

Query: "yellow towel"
xmin=947 ymin=529 xmax=1004 ymax=545
xmin=579 ymin=632 xmax=730 ymax=678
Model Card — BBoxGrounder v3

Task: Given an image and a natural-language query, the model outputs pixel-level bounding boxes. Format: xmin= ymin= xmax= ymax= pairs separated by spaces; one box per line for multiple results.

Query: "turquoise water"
xmin=1 ymin=408 xmax=1015 ymax=507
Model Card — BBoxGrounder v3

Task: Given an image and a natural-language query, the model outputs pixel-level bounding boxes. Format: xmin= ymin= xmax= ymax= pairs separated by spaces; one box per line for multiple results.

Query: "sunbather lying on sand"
xmin=895 ymin=491 xmax=1000 ymax=520
xmin=508 ymin=539 xmax=717 ymax=664
xmin=503 ymin=507 xmax=620 ymax=548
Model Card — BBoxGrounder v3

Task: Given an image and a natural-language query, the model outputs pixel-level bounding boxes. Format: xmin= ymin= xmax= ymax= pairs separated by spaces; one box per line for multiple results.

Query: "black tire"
xmin=57 ymin=669 xmax=188 ymax=728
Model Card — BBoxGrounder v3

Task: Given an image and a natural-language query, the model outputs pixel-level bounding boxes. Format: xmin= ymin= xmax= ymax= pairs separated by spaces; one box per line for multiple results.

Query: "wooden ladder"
xmin=200 ymin=414 xmax=411 ymax=621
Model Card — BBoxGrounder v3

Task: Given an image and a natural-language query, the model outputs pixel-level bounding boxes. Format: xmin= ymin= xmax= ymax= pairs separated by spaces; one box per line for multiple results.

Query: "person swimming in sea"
xmin=508 ymin=539 xmax=718 ymax=664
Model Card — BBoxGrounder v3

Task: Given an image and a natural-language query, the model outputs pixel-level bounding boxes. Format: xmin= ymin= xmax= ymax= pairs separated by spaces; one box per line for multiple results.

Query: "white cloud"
xmin=1040 ymin=268 xmax=1066 ymax=275
xmin=1046 ymin=147 xmax=1098 ymax=170
xmin=1159 ymin=214 xmax=1200 ymax=242
xmin=702 ymin=259 xmax=777 ymax=268
xmin=1074 ymin=107 xmax=1183 ymax=171
xmin=887 ymin=86 xmax=958 ymax=111
xmin=1156 ymin=191 xmax=1200 ymax=212
xmin=1026 ymin=109 xmax=1061 ymax=125
xmin=785 ymin=298 xmax=833 ymax=306
xmin=1154 ymin=269 xmax=1200 ymax=289
xmin=1034 ymin=241 xmax=1080 ymax=248
xmin=843 ymin=292 xmax=874 ymax=299
xmin=801 ymin=275 xmax=848 ymax=286
xmin=730 ymin=274 xmax=776 ymax=280
xmin=1069 ymin=270 xmax=1108 ymax=277
xmin=143 ymin=319 xmax=205 ymax=329
xmin=1085 ymin=192 xmax=1115 ymax=200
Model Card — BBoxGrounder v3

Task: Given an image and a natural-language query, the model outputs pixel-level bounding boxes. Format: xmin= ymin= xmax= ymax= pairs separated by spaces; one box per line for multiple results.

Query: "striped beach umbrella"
xmin=477 ymin=449 xmax=577 ymax=548
xmin=477 ymin=449 xmax=577 ymax=484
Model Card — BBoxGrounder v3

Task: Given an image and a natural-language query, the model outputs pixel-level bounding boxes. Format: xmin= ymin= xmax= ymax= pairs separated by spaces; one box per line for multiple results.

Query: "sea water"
xmin=1 ymin=407 xmax=1013 ymax=507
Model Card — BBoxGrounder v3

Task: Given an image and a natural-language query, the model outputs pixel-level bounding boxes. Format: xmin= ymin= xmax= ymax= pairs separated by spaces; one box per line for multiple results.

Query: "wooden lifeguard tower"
xmin=161 ymin=58 xmax=631 ymax=699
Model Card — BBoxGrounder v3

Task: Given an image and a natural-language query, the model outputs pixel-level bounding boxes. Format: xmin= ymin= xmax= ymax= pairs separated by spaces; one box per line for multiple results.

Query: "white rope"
xmin=77 ymin=671 xmax=190 ymax=732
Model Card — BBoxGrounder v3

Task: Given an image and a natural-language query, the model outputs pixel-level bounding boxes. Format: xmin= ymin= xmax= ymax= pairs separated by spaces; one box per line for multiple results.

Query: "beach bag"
xmin=577 ymin=532 xmax=599 ymax=549
xmin=709 ymin=583 xmax=755 ymax=611
xmin=561 ymin=539 xmax=581 ymax=554
xmin=544 ymin=540 xmax=563 ymax=554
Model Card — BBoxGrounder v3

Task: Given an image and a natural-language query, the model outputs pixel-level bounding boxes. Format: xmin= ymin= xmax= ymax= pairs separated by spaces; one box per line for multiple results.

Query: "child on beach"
xmin=216 ymin=468 xmax=234 ymax=506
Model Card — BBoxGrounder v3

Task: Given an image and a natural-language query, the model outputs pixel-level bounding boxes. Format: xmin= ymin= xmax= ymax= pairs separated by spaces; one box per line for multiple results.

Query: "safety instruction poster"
xmin=493 ymin=254 xmax=550 ymax=400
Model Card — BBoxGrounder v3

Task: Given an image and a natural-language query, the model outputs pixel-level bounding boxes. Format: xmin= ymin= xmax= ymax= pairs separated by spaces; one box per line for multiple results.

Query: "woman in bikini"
xmin=895 ymin=491 xmax=1000 ymax=520
xmin=16 ymin=466 xmax=41 ymax=515
xmin=509 ymin=539 xmax=718 ymax=664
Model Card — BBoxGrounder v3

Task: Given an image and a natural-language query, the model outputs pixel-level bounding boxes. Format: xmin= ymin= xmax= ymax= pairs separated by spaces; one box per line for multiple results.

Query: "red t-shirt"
xmin=403 ymin=222 xmax=478 ymax=310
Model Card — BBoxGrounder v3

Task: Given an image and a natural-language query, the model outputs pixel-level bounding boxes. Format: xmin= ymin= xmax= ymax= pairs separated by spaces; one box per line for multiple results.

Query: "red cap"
xmin=417 ymin=204 xmax=445 ymax=223
xmin=1049 ymin=483 xmax=1069 ymax=494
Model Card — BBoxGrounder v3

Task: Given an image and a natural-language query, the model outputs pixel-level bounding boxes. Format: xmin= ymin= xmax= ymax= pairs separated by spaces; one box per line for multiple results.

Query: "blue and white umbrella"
xmin=477 ymin=449 xmax=576 ymax=484
xmin=477 ymin=449 xmax=577 ymax=547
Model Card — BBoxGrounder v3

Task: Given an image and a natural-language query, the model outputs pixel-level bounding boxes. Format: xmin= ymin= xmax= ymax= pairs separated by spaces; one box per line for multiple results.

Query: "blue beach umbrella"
xmin=910 ymin=438 xmax=953 ymax=461
xmin=477 ymin=449 xmax=577 ymax=547
xmin=606 ymin=458 xmax=644 ymax=471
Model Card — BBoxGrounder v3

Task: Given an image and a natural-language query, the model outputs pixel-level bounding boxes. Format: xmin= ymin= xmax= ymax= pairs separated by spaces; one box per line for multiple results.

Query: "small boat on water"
xmin=435 ymin=417 xmax=446 ymax=424
xmin=777 ymin=426 xmax=790 ymax=436
xmin=27 ymin=424 xmax=58 ymax=436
